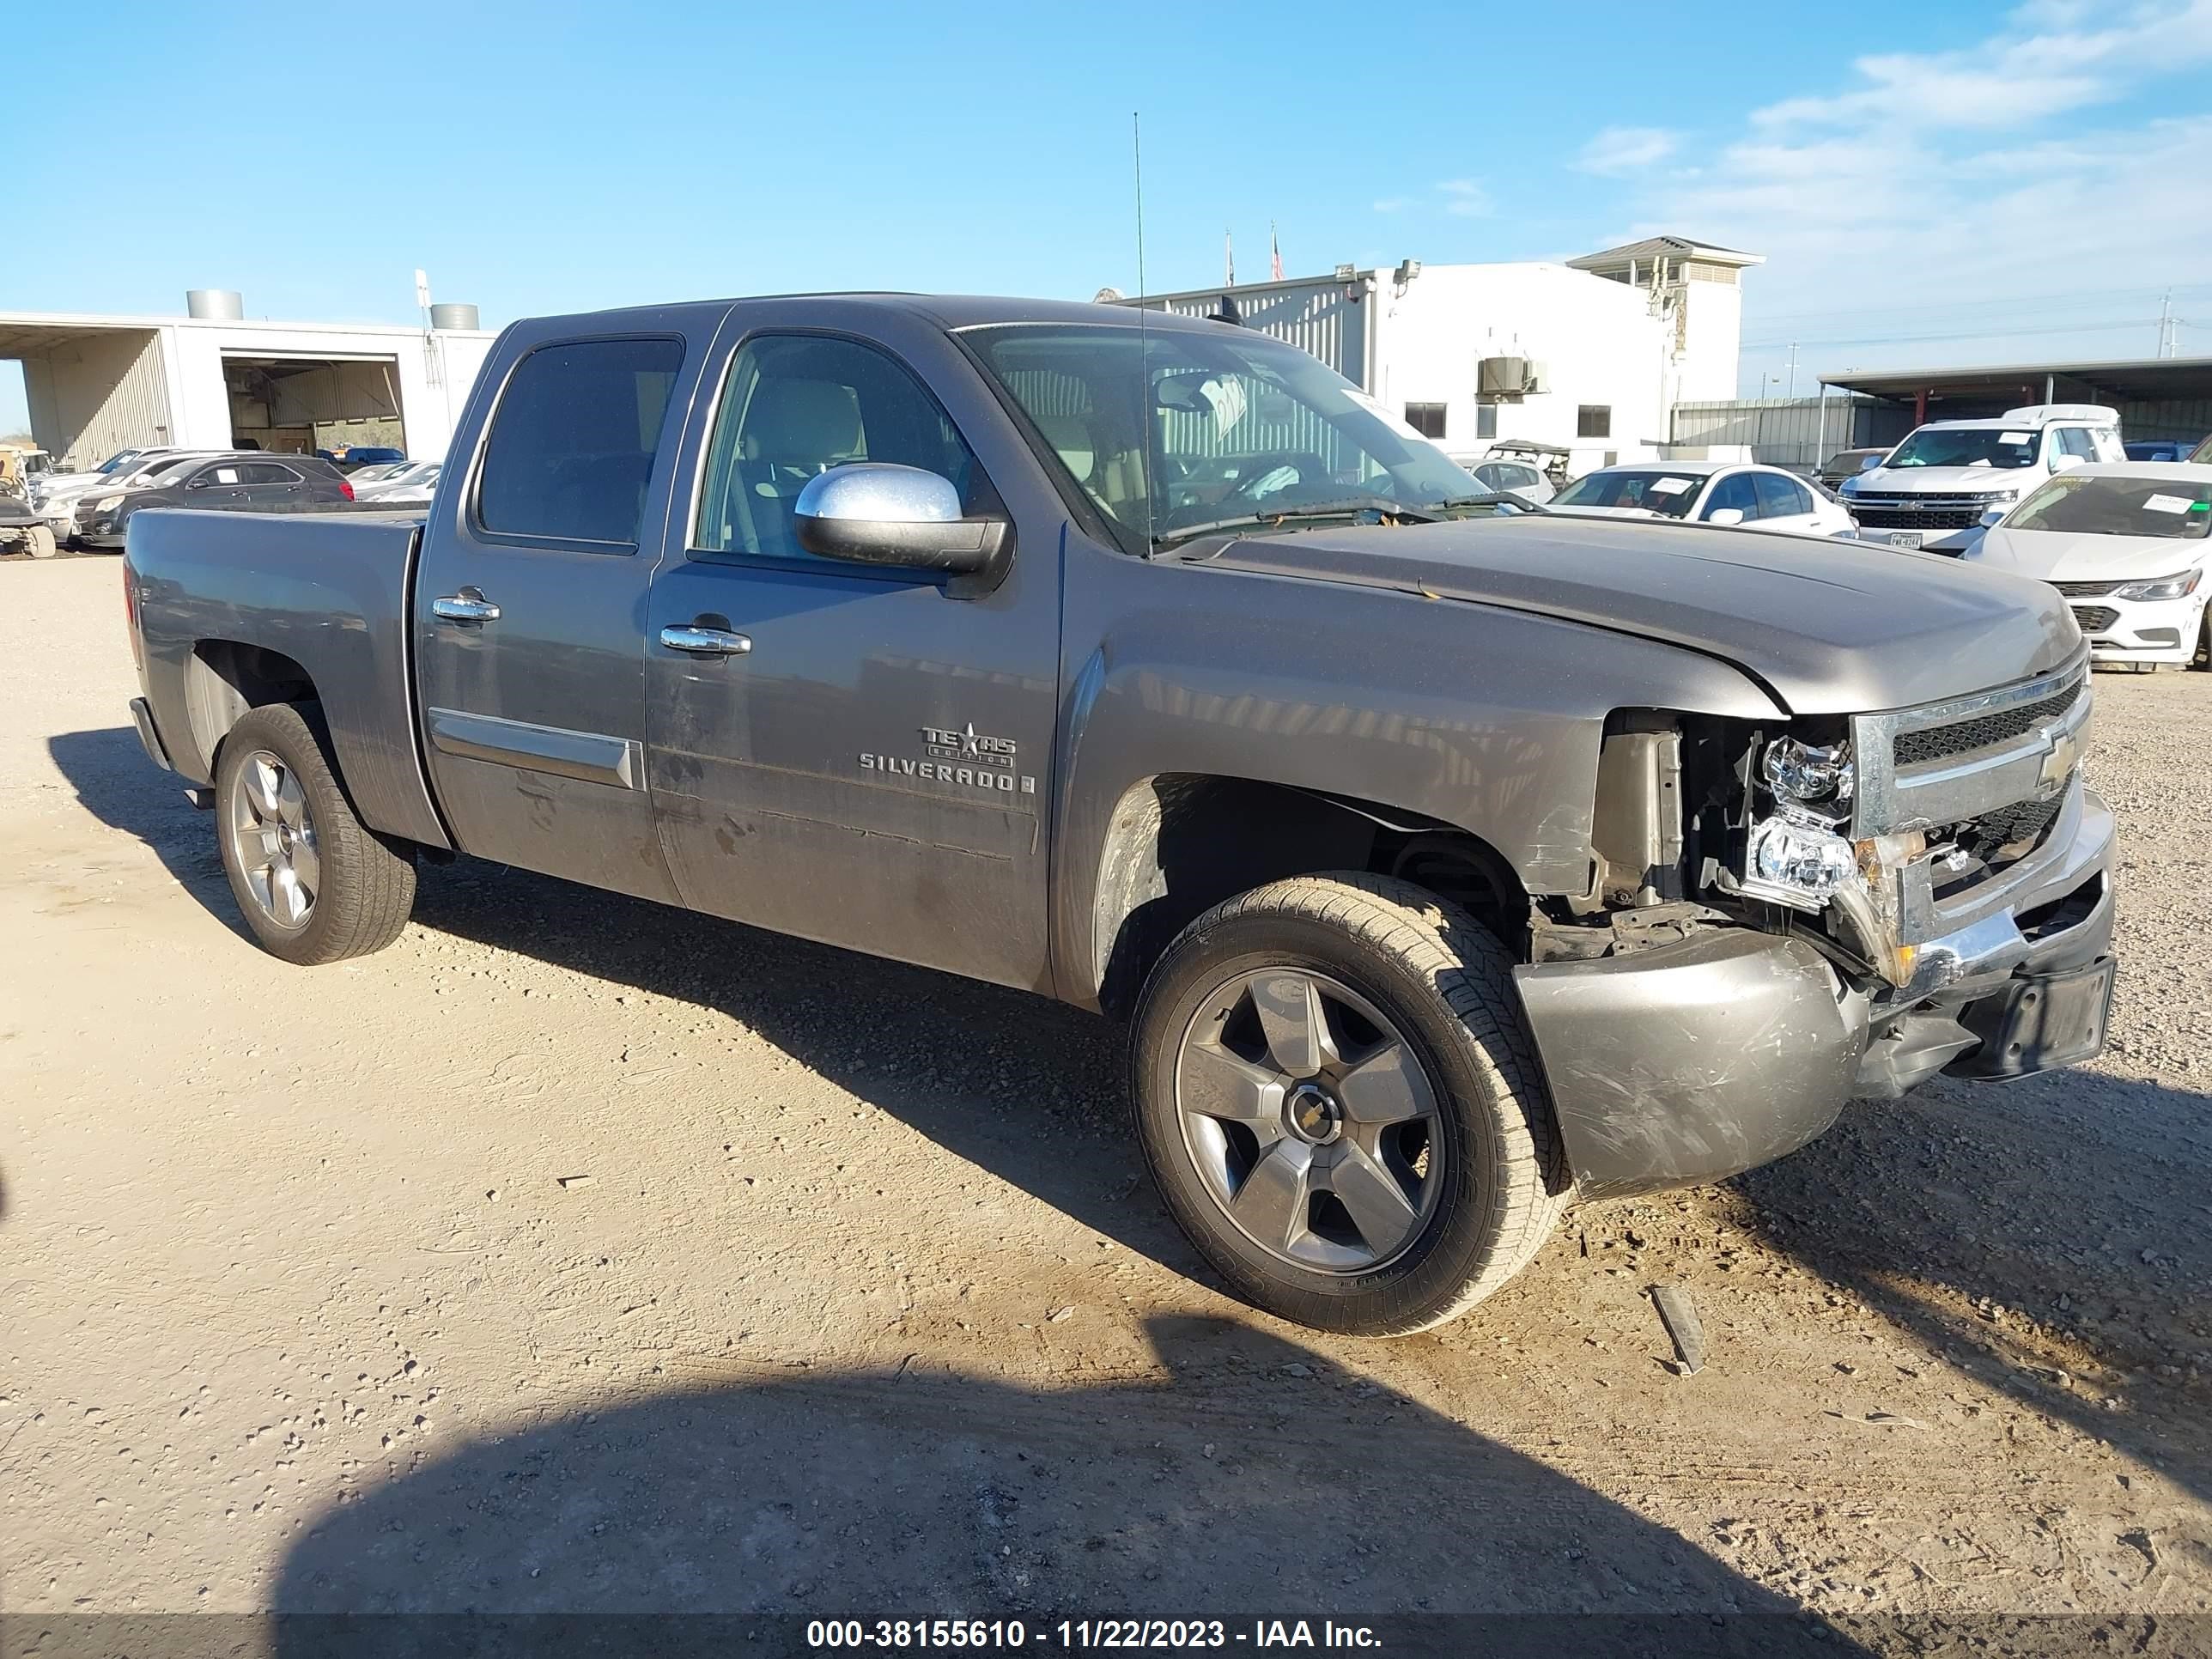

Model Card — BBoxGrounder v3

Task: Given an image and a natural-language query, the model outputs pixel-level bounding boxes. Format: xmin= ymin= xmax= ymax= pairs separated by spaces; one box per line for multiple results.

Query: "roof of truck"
xmin=530 ymin=293 xmax=1230 ymax=334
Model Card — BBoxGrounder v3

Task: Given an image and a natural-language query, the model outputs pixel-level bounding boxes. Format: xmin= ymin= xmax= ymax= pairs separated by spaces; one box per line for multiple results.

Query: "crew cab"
xmin=121 ymin=295 xmax=2118 ymax=1336
xmin=1842 ymin=404 xmax=2127 ymax=553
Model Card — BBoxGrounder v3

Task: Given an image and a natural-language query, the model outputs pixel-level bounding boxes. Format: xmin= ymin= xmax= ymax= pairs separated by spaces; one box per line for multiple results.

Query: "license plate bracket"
xmin=1954 ymin=955 xmax=2116 ymax=1079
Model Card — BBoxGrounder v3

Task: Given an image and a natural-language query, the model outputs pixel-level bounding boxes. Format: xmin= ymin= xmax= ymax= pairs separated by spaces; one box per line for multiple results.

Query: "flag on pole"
xmin=1270 ymin=222 xmax=1283 ymax=282
xmin=1224 ymin=230 xmax=1235 ymax=286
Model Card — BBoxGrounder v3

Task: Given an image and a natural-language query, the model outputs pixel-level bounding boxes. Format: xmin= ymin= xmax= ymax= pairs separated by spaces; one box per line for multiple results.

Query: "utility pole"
xmin=2158 ymin=289 xmax=2173 ymax=358
xmin=1787 ymin=342 xmax=1798 ymax=398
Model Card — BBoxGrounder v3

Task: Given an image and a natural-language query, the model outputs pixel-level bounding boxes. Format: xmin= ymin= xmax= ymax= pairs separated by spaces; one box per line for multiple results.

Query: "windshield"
xmin=962 ymin=324 xmax=1490 ymax=550
xmin=1884 ymin=426 xmax=2039 ymax=470
xmin=2007 ymin=474 xmax=2211 ymax=540
xmin=96 ymin=450 xmax=145 ymax=475
xmin=1553 ymin=470 xmax=1704 ymax=518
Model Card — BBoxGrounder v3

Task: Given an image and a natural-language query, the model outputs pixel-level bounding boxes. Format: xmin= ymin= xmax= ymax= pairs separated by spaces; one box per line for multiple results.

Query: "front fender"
xmin=1049 ymin=556 xmax=1783 ymax=1005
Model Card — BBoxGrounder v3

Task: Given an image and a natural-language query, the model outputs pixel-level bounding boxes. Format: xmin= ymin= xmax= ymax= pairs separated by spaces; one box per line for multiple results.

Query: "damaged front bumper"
xmin=1513 ymin=785 xmax=2116 ymax=1200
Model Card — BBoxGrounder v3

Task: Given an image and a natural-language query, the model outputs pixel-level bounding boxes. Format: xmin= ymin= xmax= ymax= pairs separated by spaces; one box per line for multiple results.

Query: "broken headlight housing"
xmin=1736 ymin=737 xmax=1857 ymax=911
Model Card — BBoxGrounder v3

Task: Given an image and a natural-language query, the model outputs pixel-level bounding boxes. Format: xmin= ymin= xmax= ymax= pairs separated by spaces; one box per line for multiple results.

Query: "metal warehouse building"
xmin=1117 ymin=236 xmax=1761 ymax=475
xmin=0 ymin=289 xmax=496 ymax=468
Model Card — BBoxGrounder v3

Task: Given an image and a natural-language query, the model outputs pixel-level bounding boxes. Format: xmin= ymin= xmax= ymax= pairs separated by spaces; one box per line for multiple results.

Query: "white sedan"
xmin=1547 ymin=462 xmax=1854 ymax=537
xmin=1967 ymin=463 xmax=2210 ymax=669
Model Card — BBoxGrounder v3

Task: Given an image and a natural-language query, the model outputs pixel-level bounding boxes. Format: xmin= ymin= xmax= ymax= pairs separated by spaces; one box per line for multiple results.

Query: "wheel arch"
xmin=1084 ymin=773 xmax=1532 ymax=1021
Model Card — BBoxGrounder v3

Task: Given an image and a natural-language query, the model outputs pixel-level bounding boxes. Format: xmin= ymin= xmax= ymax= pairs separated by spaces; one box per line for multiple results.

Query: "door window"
xmin=1752 ymin=471 xmax=1811 ymax=519
xmin=2054 ymin=428 xmax=2098 ymax=463
xmin=239 ymin=462 xmax=299 ymax=485
xmin=198 ymin=464 xmax=246 ymax=488
xmin=477 ymin=337 xmax=684 ymax=547
xmin=693 ymin=333 xmax=984 ymax=563
xmin=1702 ymin=471 xmax=1761 ymax=520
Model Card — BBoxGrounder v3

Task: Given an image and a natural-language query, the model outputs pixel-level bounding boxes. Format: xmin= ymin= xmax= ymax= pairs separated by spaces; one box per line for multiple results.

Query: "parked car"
xmin=1967 ymin=464 xmax=2211 ymax=670
xmin=352 ymin=459 xmax=441 ymax=502
xmin=78 ymin=453 xmax=352 ymax=550
xmin=32 ymin=447 xmax=197 ymax=536
xmin=318 ymin=445 xmax=406 ymax=473
xmin=1839 ymin=404 xmax=2125 ymax=553
xmin=346 ymin=463 xmax=408 ymax=487
xmin=1816 ymin=447 xmax=1892 ymax=492
xmin=122 ymin=292 xmax=2116 ymax=1336
xmin=2124 ymin=439 xmax=2199 ymax=464
xmin=1547 ymin=461 xmax=1854 ymax=537
xmin=1464 ymin=455 xmax=1555 ymax=506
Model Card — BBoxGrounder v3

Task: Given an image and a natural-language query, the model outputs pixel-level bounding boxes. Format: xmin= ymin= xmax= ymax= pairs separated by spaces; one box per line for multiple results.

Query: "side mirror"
xmin=1706 ymin=507 xmax=1746 ymax=526
xmin=185 ymin=476 xmax=210 ymax=489
xmin=793 ymin=464 xmax=1006 ymax=578
xmin=1978 ymin=507 xmax=2007 ymax=529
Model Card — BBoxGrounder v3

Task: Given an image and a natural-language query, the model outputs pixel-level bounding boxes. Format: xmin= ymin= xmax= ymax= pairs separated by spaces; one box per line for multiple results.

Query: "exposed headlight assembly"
xmin=1742 ymin=816 xmax=1858 ymax=910
xmin=2112 ymin=569 xmax=2203 ymax=602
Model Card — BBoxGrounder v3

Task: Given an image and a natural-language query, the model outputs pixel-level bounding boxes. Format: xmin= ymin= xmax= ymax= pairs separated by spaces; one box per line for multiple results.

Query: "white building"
xmin=0 ymin=290 xmax=496 ymax=468
xmin=1120 ymin=236 xmax=1760 ymax=474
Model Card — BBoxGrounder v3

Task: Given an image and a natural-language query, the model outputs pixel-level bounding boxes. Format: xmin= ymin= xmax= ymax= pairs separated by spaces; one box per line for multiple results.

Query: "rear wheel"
xmin=215 ymin=703 xmax=416 ymax=964
xmin=1131 ymin=873 xmax=1566 ymax=1336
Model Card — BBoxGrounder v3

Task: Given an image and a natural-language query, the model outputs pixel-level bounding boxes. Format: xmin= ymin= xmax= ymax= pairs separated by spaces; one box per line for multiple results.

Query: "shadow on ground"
xmin=256 ymin=1316 xmax=1855 ymax=1654
xmin=47 ymin=726 xmax=245 ymax=938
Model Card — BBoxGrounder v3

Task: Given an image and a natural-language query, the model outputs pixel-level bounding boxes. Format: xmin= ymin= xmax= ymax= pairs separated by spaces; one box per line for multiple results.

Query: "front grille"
xmin=2053 ymin=580 xmax=2118 ymax=598
xmin=2072 ymin=606 xmax=2119 ymax=634
xmin=1961 ymin=793 xmax=2063 ymax=860
xmin=1850 ymin=505 xmax=1983 ymax=530
xmin=1893 ymin=679 xmax=2084 ymax=768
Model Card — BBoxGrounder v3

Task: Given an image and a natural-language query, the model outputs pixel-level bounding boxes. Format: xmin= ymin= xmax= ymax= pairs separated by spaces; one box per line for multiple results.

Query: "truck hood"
xmin=1197 ymin=514 xmax=2080 ymax=715
xmin=1850 ymin=464 xmax=2039 ymax=496
xmin=1976 ymin=526 xmax=2209 ymax=582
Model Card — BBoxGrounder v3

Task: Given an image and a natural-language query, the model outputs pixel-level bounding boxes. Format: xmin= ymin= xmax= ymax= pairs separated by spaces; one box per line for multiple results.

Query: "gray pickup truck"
xmin=122 ymin=295 xmax=2117 ymax=1335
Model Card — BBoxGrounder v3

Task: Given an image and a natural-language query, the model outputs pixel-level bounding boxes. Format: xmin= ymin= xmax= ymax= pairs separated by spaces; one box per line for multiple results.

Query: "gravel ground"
xmin=1 ymin=556 xmax=2207 ymax=1641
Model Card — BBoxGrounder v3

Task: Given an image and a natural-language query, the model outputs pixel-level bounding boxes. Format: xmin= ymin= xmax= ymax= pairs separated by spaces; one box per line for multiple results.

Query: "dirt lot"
xmin=2 ymin=556 xmax=2208 ymax=1641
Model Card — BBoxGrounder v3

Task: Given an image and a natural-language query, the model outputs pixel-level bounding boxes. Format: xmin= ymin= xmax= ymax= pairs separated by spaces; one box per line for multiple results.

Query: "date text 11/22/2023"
xmin=804 ymin=1619 xmax=1382 ymax=1648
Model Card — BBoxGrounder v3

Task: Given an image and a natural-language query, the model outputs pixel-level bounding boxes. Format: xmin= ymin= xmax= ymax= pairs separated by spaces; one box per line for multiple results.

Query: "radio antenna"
xmin=1133 ymin=110 xmax=1155 ymax=556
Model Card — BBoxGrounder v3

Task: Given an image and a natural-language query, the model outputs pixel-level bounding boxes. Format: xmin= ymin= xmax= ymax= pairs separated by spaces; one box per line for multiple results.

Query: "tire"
xmin=214 ymin=702 xmax=416 ymax=965
xmin=26 ymin=526 xmax=56 ymax=559
xmin=1130 ymin=872 xmax=1566 ymax=1336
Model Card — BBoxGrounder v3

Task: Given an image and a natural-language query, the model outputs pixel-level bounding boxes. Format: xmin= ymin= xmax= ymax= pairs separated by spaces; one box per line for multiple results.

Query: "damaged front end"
xmin=1514 ymin=649 xmax=2116 ymax=1200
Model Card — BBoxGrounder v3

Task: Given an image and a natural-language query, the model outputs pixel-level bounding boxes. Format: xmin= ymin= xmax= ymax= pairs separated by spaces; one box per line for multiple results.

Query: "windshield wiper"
xmin=1152 ymin=496 xmax=1442 ymax=550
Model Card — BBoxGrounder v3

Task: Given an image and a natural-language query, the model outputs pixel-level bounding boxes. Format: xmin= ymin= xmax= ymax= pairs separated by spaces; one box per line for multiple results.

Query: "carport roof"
xmin=1822 ymin=356 xmax=2212 ymax=404
xmin=0 ymin=307 xmax=491 ymax=357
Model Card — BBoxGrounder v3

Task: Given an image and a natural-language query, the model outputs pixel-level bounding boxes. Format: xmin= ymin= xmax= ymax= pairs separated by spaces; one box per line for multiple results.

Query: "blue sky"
xmin=5 ymin=0 xmax=2209 ymax=431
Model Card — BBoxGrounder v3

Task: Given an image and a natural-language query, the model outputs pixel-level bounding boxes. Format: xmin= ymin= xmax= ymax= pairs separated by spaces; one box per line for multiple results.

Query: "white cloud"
xmin=1618 ymin=1 xmax=2212 ymax=388
xmin=1753 ymin=0 xmax=2212 ymax=131
xmin=1437 ymin=179 xmax=1491 ymax=217
xmin=1575 ymin=126 xmax=1679 ymax=175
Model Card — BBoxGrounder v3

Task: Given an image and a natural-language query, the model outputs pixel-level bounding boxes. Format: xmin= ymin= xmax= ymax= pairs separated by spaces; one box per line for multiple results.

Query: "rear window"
xmin=2007 ymin=474 xmax=2212 ymax=540
xmin=477 ymin=337 xmax=684 ymax=545
xmin=1553 ymin=469 xmax=1702 ymax=518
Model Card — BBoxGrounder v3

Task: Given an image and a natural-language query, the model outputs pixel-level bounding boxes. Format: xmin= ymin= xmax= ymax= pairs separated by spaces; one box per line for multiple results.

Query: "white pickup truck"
xmin=1840 ymin=404 xmax=2127 ymax=554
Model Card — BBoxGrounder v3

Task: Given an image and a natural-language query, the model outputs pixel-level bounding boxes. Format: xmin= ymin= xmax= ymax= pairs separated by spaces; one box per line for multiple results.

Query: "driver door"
xmin=641 ymin=316 xmax=1064 ymax=991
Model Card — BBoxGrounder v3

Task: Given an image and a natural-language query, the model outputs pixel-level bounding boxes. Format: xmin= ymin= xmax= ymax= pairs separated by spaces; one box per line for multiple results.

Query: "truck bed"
xmin=126 ymin=507 xmax=449 ymax=849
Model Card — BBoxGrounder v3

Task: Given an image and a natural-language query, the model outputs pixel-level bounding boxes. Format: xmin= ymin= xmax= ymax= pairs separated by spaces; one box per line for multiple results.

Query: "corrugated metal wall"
xmin=1670 ymin=396 xmax=1913 ymax=465
xmin=22 ymin=329 xmax=173 ymax=467
xmin=2116 ymin=398 xmax=2212 ymax=443
xmin=1139 ymin=281 xmax=1367 ymax=386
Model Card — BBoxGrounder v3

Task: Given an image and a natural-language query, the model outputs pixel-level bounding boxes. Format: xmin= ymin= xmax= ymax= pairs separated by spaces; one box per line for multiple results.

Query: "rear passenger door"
xmin=1750 ymin=471 xmax=1821 ymax=533
xmin=413 ymin=330 xmax=704 ymax=902
xmin=236 ymin=460 xmax=306 ymax=505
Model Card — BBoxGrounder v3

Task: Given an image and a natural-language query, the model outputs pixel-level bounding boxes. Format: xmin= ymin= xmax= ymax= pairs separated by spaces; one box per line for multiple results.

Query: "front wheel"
xmin=1130 ymin=873 xmax=1566 ymax=1336
xmin=215 ymin=702 xmax=416 ymax=964
xmin=26 ymin=526 xmax=57 ymax=559
xmin=2192 ymin=604 xmax=2210 ymax=672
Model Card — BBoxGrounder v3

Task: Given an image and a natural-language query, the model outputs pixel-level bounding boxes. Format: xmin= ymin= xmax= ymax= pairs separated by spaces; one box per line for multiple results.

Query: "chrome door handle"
xmin=659 ymin=624 xmax=752 ymax=656
xmin=432 ymin=592 xmax=501 ymax=623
